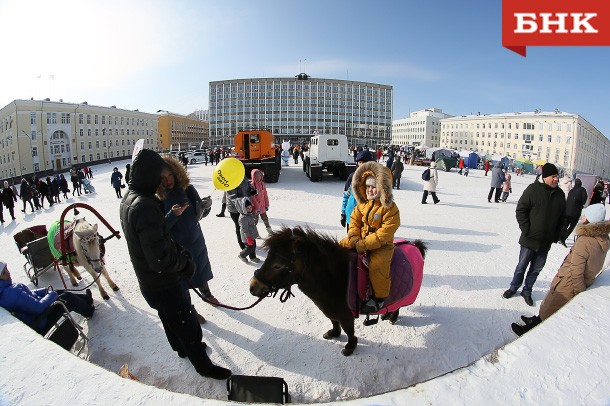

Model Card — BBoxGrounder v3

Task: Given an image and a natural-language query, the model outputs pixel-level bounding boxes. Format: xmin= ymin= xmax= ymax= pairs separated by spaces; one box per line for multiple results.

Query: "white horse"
xmin=61 ymin=218 xmax=120 ymax=300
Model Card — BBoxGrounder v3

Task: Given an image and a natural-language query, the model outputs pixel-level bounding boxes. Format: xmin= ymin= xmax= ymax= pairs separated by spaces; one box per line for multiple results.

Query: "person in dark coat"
xmin=119 ymin=149 xmax=231 ymax=380
xmin=77 ymin=168 xmax=86 ymax=194
xmin=30 ymin=180 xmax=41 ymax=210
xmin=125 ymin=163 xmax=131 ymax=185
xmin=19 ymin=178 xmax=35 ymax=213
xmin=49 ymin=176 xmax=60 ymax=203
xmin=503 ymin=163 xmax=567 ymax=306
xmin=488 ymin=164 xmax=505 ymax=203
xmin=70 ymin=168 xmax=81 ymax=196
xmin=560 ymin=178 xmax=588 ymax=245
xmin=59 ymin=174 xmax=70 ymax=199
xmin=390 ymin=158 xmax=404 ymax=189
xmin=110 ymin=167 xmax=124 ymax=199
xmin=37 ymin=178 xmax=52 ymax=207
xmin=590 ymin=180 xmax=605 ymax=205
xmin=2 ymin=181 xmax=17 ymax=221
xmin=157 ymin=156 xmax=218 ymax=323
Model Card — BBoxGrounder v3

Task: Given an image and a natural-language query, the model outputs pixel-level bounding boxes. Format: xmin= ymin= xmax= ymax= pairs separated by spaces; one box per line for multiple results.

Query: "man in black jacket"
xmin=120 ymin=149 xmax=231 ymax=380
xmin=503 ymin=163 xmax=566 ymax=306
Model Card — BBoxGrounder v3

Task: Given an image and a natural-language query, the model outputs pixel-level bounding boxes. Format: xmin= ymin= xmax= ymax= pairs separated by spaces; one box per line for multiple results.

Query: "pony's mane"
xmin=264 ymin=225 xmax=350 ymax=260
xmin=73 ymin=218 xmax=96 ymax=235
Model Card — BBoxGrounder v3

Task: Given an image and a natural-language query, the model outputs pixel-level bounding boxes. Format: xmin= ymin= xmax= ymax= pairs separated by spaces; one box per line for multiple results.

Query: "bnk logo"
xmin=502 ymin=0 xmax=610 ymax=56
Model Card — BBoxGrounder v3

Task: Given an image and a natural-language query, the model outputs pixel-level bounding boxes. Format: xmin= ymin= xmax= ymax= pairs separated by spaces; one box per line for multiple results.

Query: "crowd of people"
xmin=1 ymin=166 xmax=95 ymax=224
xmin=1 ymin=146 xmax=609 ymax=384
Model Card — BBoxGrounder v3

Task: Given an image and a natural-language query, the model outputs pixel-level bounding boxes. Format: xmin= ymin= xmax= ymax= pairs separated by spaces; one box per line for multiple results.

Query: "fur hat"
xmin=541 ymin=163 xmax=558 ymax=179
xmin=583 ymin=203 xmax=606 ymax=224
xmin=355 ymin=150 xmax=374 ymax=163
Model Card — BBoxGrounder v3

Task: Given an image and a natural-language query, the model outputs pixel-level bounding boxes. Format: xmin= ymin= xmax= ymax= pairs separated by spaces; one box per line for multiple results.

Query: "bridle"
xmin=78 ymin=232 xmax=103 ymax=270
xmin=253 ymin=250 xmax=300 ymax=303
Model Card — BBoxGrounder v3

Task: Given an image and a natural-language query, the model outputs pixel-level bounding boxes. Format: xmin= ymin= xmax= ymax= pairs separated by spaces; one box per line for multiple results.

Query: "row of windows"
xmin=443 ymin=121 xmax=573 ymax=132
xmin=442 ymin=132 xmax=572 ymax=144
xmin=212 ymin=83 xmax=389 ymax=95
xmin=32 ymin=112 xmax=153 ymax=127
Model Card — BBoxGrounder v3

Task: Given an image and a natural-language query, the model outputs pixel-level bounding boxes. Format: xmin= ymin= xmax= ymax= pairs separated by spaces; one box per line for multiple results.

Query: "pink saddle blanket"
xmin=347 ymin=239 xmax=424 ymax=317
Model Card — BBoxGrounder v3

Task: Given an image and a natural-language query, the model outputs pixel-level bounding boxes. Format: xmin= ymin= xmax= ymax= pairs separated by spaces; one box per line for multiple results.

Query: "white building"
xmin=209 ymin=74 xmax=393 ymax=147
xmin=440 ymin=110 xmax=610 ymax=177
xmin=391 ymin=108 xmax=450 ymax=148
xmin=0 ymin=99 xmax=158 ymax=181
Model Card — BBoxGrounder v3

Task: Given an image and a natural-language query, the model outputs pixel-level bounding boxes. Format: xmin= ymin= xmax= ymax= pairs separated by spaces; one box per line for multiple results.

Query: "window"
xmin=79 ymin=114 xmax=84 ymax=124
xmin=32 ymin=147 xmax=38 ymax=157
xmin=87 ymin=114 xmax=91 ymax=124
xmin=31 ymin=131 xmax=37 ymax=141
xmin=80 ymin=129 xmax=84 ymax=137
xmin=548 ymin=135 xmax=552 ymax=142
xmin=94 ymin=115 xmax=98 ymax=125
xmin=30 ymin=112 xmax=36 ymax=124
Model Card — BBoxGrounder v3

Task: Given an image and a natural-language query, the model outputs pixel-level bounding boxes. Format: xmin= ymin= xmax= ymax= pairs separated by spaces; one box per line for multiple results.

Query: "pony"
xmin=249 ymin=226 xmax=426 ymax=356
xmin=49 ymin=218 xmax=119 ymax=300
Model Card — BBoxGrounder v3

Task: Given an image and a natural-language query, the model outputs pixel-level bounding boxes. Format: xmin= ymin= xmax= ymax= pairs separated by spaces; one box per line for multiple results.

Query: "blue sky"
xmin=1 ymin=0 xmax=609 ymax=136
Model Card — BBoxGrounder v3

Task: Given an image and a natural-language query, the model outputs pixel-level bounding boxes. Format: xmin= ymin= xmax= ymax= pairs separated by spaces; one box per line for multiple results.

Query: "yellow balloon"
xmin=213 ymin=158 xmax=245 ymax=191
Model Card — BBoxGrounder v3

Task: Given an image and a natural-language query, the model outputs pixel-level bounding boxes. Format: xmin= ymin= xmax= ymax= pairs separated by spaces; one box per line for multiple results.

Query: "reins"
xmin=190 ymin=282 xmax=267 ymax=310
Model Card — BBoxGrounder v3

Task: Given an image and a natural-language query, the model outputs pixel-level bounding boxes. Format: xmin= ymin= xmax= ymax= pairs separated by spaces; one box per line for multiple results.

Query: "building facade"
xmin=391 ymin=108 xmax=450 ymax=148
xmin=440 ymin=111 xmax=610 ymax=177
xmin=208 ymin=74 xmax=393 ymax=147
xmin=157 ymin=112 xmax=209 ymax=151
xmin=0 ymin=99 xmax=158 ymax=180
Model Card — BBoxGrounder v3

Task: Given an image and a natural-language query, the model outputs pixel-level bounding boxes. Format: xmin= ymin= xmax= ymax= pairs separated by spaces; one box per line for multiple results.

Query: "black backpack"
xmin=422 ymin=168 xmax=431 ymax=181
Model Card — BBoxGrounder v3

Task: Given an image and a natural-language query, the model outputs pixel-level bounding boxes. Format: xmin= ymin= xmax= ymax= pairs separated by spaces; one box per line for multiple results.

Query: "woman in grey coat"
xmin=488 ymin=164 xmax=505 ymax=203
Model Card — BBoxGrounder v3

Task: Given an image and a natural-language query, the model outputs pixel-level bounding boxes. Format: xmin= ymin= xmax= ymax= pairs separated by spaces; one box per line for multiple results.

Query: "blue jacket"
xmin=341 ymin=172 xmax=358 ymax=225
xmin=0 ymin=280 xmax=57 ymax=332
xmin=163 ymin=186 xmax=213 ymax=288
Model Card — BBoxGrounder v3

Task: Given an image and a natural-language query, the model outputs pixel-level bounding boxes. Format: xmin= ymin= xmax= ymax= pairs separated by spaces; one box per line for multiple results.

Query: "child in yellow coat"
xmin=340 ymin=161 xmax=400 ymax=313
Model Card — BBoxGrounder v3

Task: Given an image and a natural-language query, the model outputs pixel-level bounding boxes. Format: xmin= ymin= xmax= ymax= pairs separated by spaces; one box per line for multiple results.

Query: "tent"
xmin=426 ymin=148 xmax=454 ymax=160
xmin=435 ymin=156 xmax=458 ymax=172
xmin=514 ymin=159 xmax=534 ymax=173
xmin=458 ymin=150 xmax=479 ymax=169
xmin=486 ymin=154 xmax=510 ymax=168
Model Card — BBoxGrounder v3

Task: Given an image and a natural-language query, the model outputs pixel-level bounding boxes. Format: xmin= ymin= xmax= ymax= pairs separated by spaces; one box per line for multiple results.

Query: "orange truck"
xmin=233 ymin=129 xmax=281 ymax=182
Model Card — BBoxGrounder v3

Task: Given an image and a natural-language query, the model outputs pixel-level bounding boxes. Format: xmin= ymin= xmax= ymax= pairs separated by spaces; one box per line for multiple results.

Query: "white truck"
xmin=303 ymin=134 xmax=357 ymax=182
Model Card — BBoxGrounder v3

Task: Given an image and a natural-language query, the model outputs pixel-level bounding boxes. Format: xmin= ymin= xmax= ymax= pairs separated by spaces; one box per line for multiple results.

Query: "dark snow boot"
xmin=520 ymin=315 xmax=542 ymax=326
xmin=511 ymin=322 xmax=534 ymax=336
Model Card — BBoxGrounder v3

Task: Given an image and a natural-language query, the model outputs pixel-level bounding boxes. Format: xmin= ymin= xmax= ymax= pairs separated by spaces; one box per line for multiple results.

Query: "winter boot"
xmin=520 ymin=315 xmax=542 ymax=326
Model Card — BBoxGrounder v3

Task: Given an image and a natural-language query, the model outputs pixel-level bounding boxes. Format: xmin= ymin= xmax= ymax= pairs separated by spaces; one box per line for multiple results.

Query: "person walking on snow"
xmin=250 ymin=169 xmax=272 ymax=235
xmin=421 ymin=161 xmax=440 ymax=204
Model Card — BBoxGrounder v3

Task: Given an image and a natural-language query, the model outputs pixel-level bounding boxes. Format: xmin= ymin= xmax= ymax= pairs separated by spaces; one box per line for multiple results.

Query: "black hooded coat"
xmin=119 ymin=149 xmax=193 ymax=291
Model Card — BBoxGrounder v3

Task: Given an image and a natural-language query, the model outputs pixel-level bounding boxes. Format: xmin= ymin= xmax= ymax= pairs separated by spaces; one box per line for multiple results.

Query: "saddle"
xmin=347 ymin=239 xmax=424 ymax=318
xmin=51 ymin=220 xmax=76 ymax=259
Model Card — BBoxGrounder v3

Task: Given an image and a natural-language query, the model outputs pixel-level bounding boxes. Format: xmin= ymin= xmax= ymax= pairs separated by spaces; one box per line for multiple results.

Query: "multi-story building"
xmin=0 ymin=99 xmax=158 ymax=180
xmin=440 ymin=110 xmax=610 ymax=176
xmin=157 ymin=111 xmax=209 ymax=151
xmin=391 ymin=108 xmax=451 ymax=148
xmin=208 ymin=74 xmax=393 ymax=147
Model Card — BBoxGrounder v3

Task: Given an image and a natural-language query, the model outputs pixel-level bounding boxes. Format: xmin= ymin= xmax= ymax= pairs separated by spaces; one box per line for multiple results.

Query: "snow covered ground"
xmin=1 ymin=158 xmax=609 ymax=405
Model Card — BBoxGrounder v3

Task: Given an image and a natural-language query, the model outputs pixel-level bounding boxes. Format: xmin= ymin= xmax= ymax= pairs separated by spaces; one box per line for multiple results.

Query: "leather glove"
xmin=340 ymin=214 xmax=346 ymax=228
xmin=510 ymin=188 xmax=512 ymax=193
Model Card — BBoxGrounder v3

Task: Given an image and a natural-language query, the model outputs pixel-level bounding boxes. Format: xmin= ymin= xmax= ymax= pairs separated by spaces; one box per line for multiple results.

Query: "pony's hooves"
xmin=76 ymin=276 xmax=83 ymax=280
xmin=341 ymin=348 xmax=354 ymax=356
xmin=71 ymin=282 xmax=79 ymax=287
xmin=323 ymin=330 xmax=340 ymax=340
xmin=102 ymin=295 xmax=110 ymax=300
xmin=112 ymin=286 xmax=120 ymax=291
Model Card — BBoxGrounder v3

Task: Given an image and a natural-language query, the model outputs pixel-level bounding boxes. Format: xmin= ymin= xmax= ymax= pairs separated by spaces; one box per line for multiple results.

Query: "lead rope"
xmin=190 ymin=282 xmax=267 ymax=310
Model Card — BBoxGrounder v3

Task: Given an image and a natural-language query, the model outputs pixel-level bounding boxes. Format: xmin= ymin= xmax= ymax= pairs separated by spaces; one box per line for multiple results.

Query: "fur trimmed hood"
xmin=352 ymin=161 xmax=393 ymax=207
xmin=575 ymin=220 xmax=610 ymax=238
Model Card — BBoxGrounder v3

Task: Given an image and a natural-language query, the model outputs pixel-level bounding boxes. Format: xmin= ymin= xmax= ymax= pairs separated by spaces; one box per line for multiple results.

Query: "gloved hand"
xmin=340 ymin=214 xmax=346 ymax=228
xmin=246 ymin=237 xmax=255 ymax=246
xmin=510 ymin=188 xmax=512 ymax=193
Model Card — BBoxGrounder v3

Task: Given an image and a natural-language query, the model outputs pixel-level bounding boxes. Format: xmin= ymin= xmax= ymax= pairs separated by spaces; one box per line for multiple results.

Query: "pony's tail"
xmin=413 ymin=240 xmax=427 ymax=259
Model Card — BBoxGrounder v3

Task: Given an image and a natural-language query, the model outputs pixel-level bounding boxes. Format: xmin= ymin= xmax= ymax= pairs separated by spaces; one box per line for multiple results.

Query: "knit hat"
xmin=355 ymin=150 xmax=374 ymax=163
xmin=365 ymin=175 xmax=377 ymax=187
xmin=244 ymin=198 xmax=252 ymax=207
xmin=583 ymin=203 xmax=606 ymax=224
xmin=541 ymin=163 xmax=558 ymax=179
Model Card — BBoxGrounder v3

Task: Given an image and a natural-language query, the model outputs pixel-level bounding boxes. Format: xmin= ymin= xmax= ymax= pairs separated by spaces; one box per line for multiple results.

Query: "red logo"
xmin=502 ymin=0 xmax=610 ymax=56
